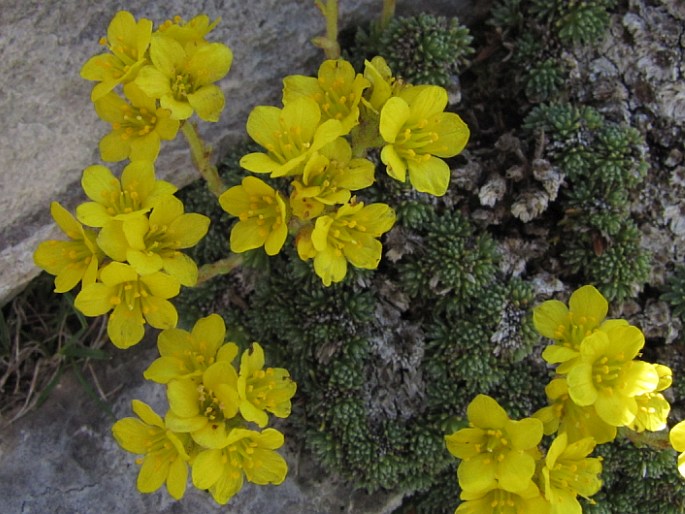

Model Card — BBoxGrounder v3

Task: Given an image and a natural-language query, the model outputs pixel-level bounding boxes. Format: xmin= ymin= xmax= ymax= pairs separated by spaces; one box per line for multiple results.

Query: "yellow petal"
xmin=131 ymin=399 xmax=164 ymax=427
xmin=191 ymin=449 xmax=224 ymax=489
xmin=112 ymin=417 xmax=151 ymax=454
xmin=166 ymin=457 xmax=188 ymax=500
xmin=187 ymin=43 xmax=233 ymax=86
xmin=188 ymin=85 xmax=225 ymax=122
xmin=533 ymin=300 xmax=569 ymax=339
xmin=407 ymin=155 xmax=450 ymax=197
xmin=669 ymin=420 xmax=685 ymax=452
xmin=142 ymin=296 xmax=178 ymax=329
xmin=566 ymin=363 xmax=597 ymax=406
xmin=108 ymin=302 xmax=145 ymax=348
xmin=137 ymin=454 xmax=169 ymax=493
xmin=467 ymin=394 xmax=509 ymax=429
xmin=380 ymin=145 xmax=407 ymax=182
xmin=74 ymin=283 xmax=114 ymax=316
xmin=379 ymin=96 xmax=410 ymax=143
xmin=569 ymin=285 xmax=608 ymax=323
xmin=167 ymin=379 xmax=200 ymax=417
xmin=192 ymin=314 xmax=226 ymax=355
xmin=162 ymin=253 xmax=198 ymax=287
xmin=168 ymin=213 xmax=210 ymax=248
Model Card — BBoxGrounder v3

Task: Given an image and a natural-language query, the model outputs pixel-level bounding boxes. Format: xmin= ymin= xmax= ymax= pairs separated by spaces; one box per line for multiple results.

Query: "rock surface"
xmin=0 ymin=340 xmax=403 ymax=514
xmin=0 ymin=0 xmax=474 ymax=305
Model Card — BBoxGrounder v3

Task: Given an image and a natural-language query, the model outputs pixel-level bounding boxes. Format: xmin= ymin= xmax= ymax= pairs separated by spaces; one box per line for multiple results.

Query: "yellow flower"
xmin=289 ymin=138 xmax=375 ymax=220
xmin=533 ymin=378 xmax=616 ymax=445
xmin=283 ymin=59 xmax=369 ymax=134
xmin=362 ymin=56 xmax=396 ymax=114
xmin=156 ymin=14 xmax=220 ymax=46
xmin=299 ymin=201 xmax=396 ymax=286
xmin=540 ymin=433 xmax=602 ymax=514
xmin=627 ymin=364 xmax=672 ymax=433
xmin=165 ymin=361 xmax=240 ymax=449
xmin=74 ymin=262 xmax=179 ymax=348
xmin=240 ymin=97 xmax=344 ymax=177
xmin=669 ymin=420 xmax=685 ymax=478
xmin=112 ymin=400 xmax=191 ymax=500
xmin=379 ymin=85 xmax=469 ymax=196
xmin=566 ymin=325 xmax=660 ymax=427
xmin=80 ymin=11 xmax=153 ymax=101
xmin=535 ymin=285 xmax=624 ymax=372
xmin=135 ymin=35 xmax=232 ymax=121
xmin=456 ymin=482 xmax=550 ymax=514
xmin=445 ymin=394 xmax=543 ymax=494
xmin=76 ymin=162 xmax=176 ymax=227
xmin=191 ymin=428 xmax=287 ymax=505
xmin=144 ymin=314 xmax=239 ymax=384
xmin=34 ymin=202 xmax=103 ymax=293
xmin=219 ymin=176 xmax=289 ymax=255
xmin=237 ymin=343 xmax=297 ymax=428
xmin=97 ymin=195 xmax=209 ymax=286
xmin=94 ymin=83 xmax=180 ymax=162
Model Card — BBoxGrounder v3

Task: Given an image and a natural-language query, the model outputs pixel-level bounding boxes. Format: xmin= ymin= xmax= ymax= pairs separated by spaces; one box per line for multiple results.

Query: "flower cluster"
xmin=34 ymin=162 xmax=209 ymax=348
xmin=82 ymin=11 xmax=232 ymax=164
xmin=445 ymin=394 xmax=602 ymax=514
xmin=35 ymin=11 xmax=234 ymax=347
xmin=444 ymin=285 xmax=682 ymax=514
xmin=533 ymin=285 xmax=671 ymax=443
xmin=220 ymin=56 xmax=469 ymax=286
xmin=113 ymin=314 xmax=296 ymax=503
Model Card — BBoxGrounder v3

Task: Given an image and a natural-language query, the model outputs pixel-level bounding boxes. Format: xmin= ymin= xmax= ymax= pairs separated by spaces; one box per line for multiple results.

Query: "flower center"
xmin=116 ymin=104 xmax=157 ymax=140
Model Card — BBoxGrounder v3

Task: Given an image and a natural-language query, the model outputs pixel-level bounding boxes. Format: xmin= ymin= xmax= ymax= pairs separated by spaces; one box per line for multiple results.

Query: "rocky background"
xmin=2 ymin=0 xmax=685 ymax=513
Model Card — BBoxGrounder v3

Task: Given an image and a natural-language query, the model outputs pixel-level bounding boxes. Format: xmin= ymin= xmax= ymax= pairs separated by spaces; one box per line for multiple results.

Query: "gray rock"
xmin=0 ymin=340 xmax=404 ymax=513
xmin=0 ymin=0 xmax=476 ymax=304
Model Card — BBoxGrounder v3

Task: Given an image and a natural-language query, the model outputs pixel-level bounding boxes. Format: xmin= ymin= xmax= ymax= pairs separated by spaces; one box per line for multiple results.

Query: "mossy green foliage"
xmin=524 ymin=103 xmax=650 ymax=301
xmin=583 ymin=438 xmax=685 ymax=514
xmin=662 ymin=265 xmax=685 ymax=323
xmin=489 ymin=0 xmax=616 ymax=103
xmin=347 ymin=14 xmax=473 ymax=87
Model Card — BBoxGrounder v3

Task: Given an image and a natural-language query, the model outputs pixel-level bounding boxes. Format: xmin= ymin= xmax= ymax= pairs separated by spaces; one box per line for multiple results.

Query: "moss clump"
xmin=377 ymin=14 xmax=473 ymax=87
xmin=524 ymin=58 xmax=565 ymax=102
xmin=347 ymin=14 xmax=473 ymax=87
xmin=583 ymin=437 xmax=685 ymax=514
xmin=661 ymin=265 xmax=685 ymax=322
xmin=523 ymin=103 xmax=650 ymax=301
xmin=397 ymin=211 xmax=499 ymax=304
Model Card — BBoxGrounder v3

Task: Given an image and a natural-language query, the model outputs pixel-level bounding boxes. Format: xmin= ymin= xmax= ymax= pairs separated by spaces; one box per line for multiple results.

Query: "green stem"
xmin=181 ymin=122 xmax=225 ymax=198
xmin=380 ymin=0 xmax=396 ymax=30
xmin=313 ymin=0 xmax=340 ymax=59
xmin=619 ymin=427 xmax=672 ymax=451
xmin=196 ymin=254 xmax=244 ymax=285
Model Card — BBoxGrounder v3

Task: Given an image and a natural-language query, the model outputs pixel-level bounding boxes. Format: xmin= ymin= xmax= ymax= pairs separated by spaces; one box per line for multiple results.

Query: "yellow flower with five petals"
xmin=144 ymin=314 xmax=238 ymax=384
xmin=445 ymin=394 xmax=543 ymax=494
xmin=112 ymin=400 xmax=191 ymax=500
xmin=74 ymin=262 xmax=179 ymax=348
xmin=34 ymin=202 xmax=103 ymax=293
xmin=240 ymin=97 xmax=344 ymax=177
xmin=219 ymin=176 xmax=289 ymax=256
xmin=135 ymin=35 xmax=232 ymax=121
xmin=379 ymin=85 xmax=469 ymax=196
xmin=80 ymin=11 xmax=153 ymax=101
xmin=165 ymin=361 xmax=240 ymax=448
xmin=297 ymin=201 xmax=396 ymax=286
xmin=289 ymin=138 xmax=375 ymax=220
xmin=76 ymin=161 xmax=176 ymax=228
xmin=283 ymin=59 xmax=369 ymax=133
xmin=237 ymin=343 xmax=296 ymax=428
xmin=94 ymin=83 xmax=180 ymax=162
xmin=191 ymin=428 xmax=287 ymax=505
